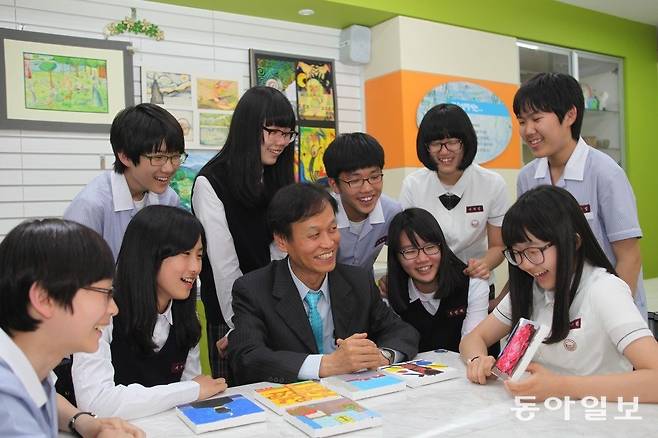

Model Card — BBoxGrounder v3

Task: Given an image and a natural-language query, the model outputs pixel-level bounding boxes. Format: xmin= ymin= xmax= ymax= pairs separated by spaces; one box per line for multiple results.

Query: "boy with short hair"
xmin=514 ymin=72 xmax=646 ymax=320
xmin=323 ymin=132 xmax=402 ymax=271
xmin=0 ymin=219 xmax=143 ymax=437
xmin=64 ymin=103 xmax=184 ymax=259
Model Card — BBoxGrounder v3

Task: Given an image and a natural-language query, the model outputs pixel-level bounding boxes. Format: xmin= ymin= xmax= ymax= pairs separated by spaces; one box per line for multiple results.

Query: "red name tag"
xmin=580 ymin=204 xmax=591 ymax=214
xmin=569 ymin=318 xmax=582 ymax=329
xmin=466 ymin=205 xmax=484 ymax=213
xmin=171 ymin=362 xmax=185 ymax=374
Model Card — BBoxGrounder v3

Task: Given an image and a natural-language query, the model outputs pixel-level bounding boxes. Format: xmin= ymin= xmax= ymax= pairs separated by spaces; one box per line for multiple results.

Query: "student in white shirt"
xmin=386 ymin=208 xmax=488 ymax=353
xmin=399 ymin=103 xmax=508 ymax=283
xmin=192 ymin=86 xmax=296 ymax=380
xmin=0 ymin=219 xmax=142 ymax=438
xmin=73 ymin=206 xmax=227 ymax=419
xmin=460 ymin=186 xmax=658 ymax=402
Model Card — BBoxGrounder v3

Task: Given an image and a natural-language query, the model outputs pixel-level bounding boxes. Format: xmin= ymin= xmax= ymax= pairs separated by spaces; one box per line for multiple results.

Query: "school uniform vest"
xmin=110 ymin=323 xmax=188 ymax=387
xmin=194 ymin=163 xmax=272 ymax=325
xmin=400 ymin=276 xmax=469 ymax=353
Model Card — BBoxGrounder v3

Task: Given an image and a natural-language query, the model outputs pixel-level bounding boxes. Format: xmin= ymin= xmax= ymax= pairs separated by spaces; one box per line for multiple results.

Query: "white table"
xmin=111 ymin=351 xmax=658 ymax=437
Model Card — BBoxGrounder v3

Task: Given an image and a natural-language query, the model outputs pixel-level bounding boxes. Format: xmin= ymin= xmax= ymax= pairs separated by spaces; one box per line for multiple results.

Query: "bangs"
xmin=502 ymin=193 xmax=559 ymax=247
xmin=390 ymin=208 xmax=445 ymax=253
xmin=156 ymin=213 xmax=206 ymax=260
xmin=144 ymin=115 xmax=185 ymax=154
xmin=263 ymin=96 xmax=296 ymax=129
xmin=513 ymin=88 xmax=553 ymax=117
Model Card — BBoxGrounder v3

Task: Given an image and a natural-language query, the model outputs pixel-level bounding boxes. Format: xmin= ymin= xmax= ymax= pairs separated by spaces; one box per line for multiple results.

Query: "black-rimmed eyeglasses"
xmin=399 ymin=243 xmax=441 ymax=260
xmin=82 ymin=286 xmax=114 ymax=299
xmin=262 ymin=126 xmax=298 ymax=143
xmin=426 ymin=139 xmax=463 ymax=153
xmin=503 ymin=242 xmax=553 ymax=266
xmin=339 ymin=173 xmax=384 ymax=189
xmin=141 ymin=152 xmax=188 ymax=166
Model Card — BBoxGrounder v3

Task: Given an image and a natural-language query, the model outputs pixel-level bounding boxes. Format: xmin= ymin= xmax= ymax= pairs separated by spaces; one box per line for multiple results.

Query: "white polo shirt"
xmin=493 ymin=263 xmax=652 ymax=376
xmin=400 ymin=164 xmax=508 ymax=264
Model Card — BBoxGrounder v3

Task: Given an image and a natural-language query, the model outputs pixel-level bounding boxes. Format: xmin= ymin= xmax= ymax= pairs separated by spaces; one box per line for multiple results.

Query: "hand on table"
xmin=193 ymin=375 xmax=228 ymax=400
xmin=320 ymin=333 xmax=388 ymax=376
xmin=74 ymin=415 xmax=144 ymax=438
xmin=504 ymin=363 xmax=564 ymax=402
xmin=466 ymin=355 xmax=496 ymax=385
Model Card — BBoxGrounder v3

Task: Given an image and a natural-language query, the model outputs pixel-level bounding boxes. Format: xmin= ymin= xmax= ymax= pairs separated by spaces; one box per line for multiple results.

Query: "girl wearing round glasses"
xmin=386 ymin=208 xmax=489 ymax=353
xmin=460 ymin=186 xmax=658 ymax=402
xmin=399 ymin=104 xmax=508 ymax=285
xmin=72 ymin=206 xmax=227 ymax=419
xmin=192 ymin=86 xmax=296 ymax=381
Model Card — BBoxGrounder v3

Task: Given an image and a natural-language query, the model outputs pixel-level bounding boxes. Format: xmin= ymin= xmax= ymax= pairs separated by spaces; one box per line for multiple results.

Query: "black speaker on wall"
xmin=339 ymin=25 xmax=371 ymax=65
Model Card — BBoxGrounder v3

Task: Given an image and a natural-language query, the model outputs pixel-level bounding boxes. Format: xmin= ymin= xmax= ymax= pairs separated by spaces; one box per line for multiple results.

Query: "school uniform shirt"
xmin=400 ymin=164 xmax=508 ymax=266
xmin=0 ymin=329 xmax=58 ymax=438
xmin=517 ymin=138 xmax=647 ymax=320
xmin=72 ymin=300 xmax=201 ymax=420
xmin=334 ymin=193 xmax=402 ymax=270
xmin=408 ymin=276 xmax=490 ymax=338
xmin=192 ymin=175 xmax=285 ymax=329
xmin=63 ymin=171 xmax=180 ymax=260
xmin=493 ymin=263 xmax=652 ymax=376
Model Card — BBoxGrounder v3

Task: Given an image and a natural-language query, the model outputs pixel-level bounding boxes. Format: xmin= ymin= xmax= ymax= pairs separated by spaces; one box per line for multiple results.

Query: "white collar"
xmin=407 ymin=277 xmax=438 ymax=304
xmin=533 ymin=138 xmax=589 ymax=181
xmin=288 ymin=259 xmax=330 ymax=302
xmin=0 ymin=329 xmax=52 ymax=407
xmin=333 ymin=193 xmax=384 ymax=229
xmin=110 ymin=171 xmax=159 ymax=212
xmin=158 ymin=299 xmax=174 ymax=326
xmin=435 ymin=164 xmax=474 ymax=198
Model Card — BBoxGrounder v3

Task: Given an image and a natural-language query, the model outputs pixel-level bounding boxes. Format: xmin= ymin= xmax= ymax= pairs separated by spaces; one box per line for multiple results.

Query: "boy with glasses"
xmin=64 ymin=103 xmax=184 ymax=259
xmin=323 ymin=133 xmax=402 ymax=272
xmin=514 ymin=73 xmax=646 ymax=321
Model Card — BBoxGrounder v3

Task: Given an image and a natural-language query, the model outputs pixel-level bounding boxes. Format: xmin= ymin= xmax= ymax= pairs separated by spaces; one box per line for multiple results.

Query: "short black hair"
xmin=513 ymin=72 xmax=584 ymax=141
xmin=114 ymin=205 xmax=204 ymax=354
xmin=267 ymin=183 xmax=338 ymax=240
xmin=0 ymin=219 xmax=114 ymax=334
xmin=502 ymin=185 xmax=614 ymax=344
xmin=386 ymin=208 xmax=467 ymax=314
xmin=111 ymin=103 xmax=185 ymax=174
xmin=416 ymin=103 xmax=477 ymax=171
xmin=323 ymin=132 xmax=385 ymax=179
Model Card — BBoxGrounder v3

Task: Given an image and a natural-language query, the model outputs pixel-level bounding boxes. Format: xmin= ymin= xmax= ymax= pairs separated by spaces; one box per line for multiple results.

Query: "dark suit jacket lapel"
xmin=328 ymin=267 xmax=354 ymax=340
xmin=272 ymin=259 xmax=318 ymax=353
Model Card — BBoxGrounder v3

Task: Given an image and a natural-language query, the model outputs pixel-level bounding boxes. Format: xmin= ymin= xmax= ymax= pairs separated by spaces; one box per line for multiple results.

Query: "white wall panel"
xmin=0 ymin=0 xmax=364 ymax=239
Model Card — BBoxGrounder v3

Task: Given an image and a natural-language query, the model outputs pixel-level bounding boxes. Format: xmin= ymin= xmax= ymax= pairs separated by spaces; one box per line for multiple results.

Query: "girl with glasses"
xmin=460 ymin=185 xmax=658 ymax=403
xmin=72 ymin=206 xmax=227 ymax=419
xmin=386 ymin=208 xmax=489 ymax=353
xmin=192 ymin=86 xmax=296 ymax=381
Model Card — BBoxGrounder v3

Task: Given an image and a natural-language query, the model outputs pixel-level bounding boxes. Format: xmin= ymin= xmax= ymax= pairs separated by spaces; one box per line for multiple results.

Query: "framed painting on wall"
xmin=249 ymin=49 xmax=338 ymax=182
xmin=0 ymin=28 xmax=133 ymax=132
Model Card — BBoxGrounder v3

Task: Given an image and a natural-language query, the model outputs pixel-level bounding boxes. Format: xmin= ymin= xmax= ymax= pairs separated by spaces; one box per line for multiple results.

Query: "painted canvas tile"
xmin=199 ymin=112 xmax=232 ymax=147
xmin=170 ymin=150 xmax=216 ymax=211
xmin=299 ymin=127 xmax=335 ymax=184
xmin=144 ymin=70 xmax=192 ymax=107
xmin=296 ymin=61 xmax=335 ymax=122
xmin=24 ymin=52 xmax=108 ymax=113
xmin=166 ymin=108 xmax=194 ymax=143
xmin=254 ymin=57 xmax=297 ymax=113
xmin=197 ymin=78 xmax=239 ymax=110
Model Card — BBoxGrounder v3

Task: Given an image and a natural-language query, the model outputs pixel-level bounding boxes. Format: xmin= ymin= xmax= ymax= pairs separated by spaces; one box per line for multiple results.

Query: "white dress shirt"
xmin=72 ymin=300 xmax=201 ymax=419
xmin=192 ymin=176 xmax=285 ymax=328
xmin=407 ymin=276 xmax=489 ymax=337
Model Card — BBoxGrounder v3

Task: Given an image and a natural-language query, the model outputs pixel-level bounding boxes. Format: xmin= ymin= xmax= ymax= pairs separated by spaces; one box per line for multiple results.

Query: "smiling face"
xmin=65 ymin=278 xmax=118 ymax=353
xmin=427 ymin=137 xmax=464 ymax=184
xmin=120 ymin=142 xmax=180 ymax=200
xmin=155 ymin=237 xmax=203 ymax=312
xmin=261 ymin=125 xmax=293 ymax=166
xmin=511 ymin=231 xmax=558 ymax=290
xmin=329 ymin=166 xmax=383 ymax=222
xmin=517 ymin=107 xmax=577 ymax=161
xmin=274 ymin=201 xmax=340 ymax=290
xmin=397 ymin=232 xmax=441 ymax=294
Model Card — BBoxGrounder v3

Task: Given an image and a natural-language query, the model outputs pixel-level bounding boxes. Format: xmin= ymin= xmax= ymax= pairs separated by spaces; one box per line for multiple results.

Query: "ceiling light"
xmin=298 ymin=9 xmax=315 ymax=16
xmin=516 ymin=42 xmax=539 ymax=50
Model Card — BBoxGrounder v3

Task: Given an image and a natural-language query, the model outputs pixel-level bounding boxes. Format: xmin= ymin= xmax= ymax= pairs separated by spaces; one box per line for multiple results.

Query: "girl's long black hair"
xmin=113 ymin=205 xmax=205 ymax=354
xmin=502 ymin=185 xmax=615 ymax=343
xmin=201 ymin=86 xmax=295 ymax=207
xmin=386 ymin=208 xmax=468 ymax=314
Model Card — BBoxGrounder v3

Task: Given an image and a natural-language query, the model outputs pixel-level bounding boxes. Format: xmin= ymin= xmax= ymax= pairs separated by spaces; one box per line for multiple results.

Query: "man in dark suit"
xmin=228 ymin=183 xmax=419 ymax=385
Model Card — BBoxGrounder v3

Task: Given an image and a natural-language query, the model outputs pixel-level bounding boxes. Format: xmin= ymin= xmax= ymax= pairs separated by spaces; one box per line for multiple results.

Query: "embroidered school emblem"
xmin=466 ymin=205 xmax=484 ymax=213
xmin=447 ymin=306 xmax=466 ymax=317
xmin=580 ymin=204 xmax=591 ymax=214
xmin=171 ymin=361 xmax=185 ymax=374
xmin=569 ymin=318 xmax=582 ymax=330
xmin=470 ymin=219 xmax=479 ymax=228
xmin=563 ymin=338 xmax=577 ymax=351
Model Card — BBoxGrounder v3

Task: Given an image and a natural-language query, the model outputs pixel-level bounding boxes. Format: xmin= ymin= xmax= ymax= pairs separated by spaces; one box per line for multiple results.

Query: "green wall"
xmin=329 ymin=0 xmax=658 ymax=277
